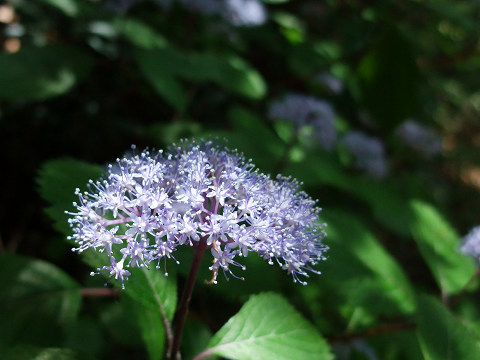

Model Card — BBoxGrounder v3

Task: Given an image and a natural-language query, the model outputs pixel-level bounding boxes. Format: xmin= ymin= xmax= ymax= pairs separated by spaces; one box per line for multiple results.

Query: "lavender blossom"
xmin=341 ymin=131 xmax=388 ymax=179
xmin=268 ymin=93 xmax=337 ymax=150
xmin=396 ymin=120 xmax=442 ymax=158
xmin=461 ymin=226 xmax=480 ymax=260
xmin=67 ymin=140 xmax=327 ymax=288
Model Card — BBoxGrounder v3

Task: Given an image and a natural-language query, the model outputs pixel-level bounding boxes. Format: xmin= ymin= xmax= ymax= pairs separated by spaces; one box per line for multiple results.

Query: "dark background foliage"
xmin=2 ymin=0 xmax=480 ymax=359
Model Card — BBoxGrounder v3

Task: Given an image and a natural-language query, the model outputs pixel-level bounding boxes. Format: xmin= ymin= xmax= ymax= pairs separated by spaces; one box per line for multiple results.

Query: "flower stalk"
xmin=169 ymin=243 xmax=206 ymax=360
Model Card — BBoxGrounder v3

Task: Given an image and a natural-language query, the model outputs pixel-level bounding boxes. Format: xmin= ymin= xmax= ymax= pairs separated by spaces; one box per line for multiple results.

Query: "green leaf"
xmin=114 ymin=265 xmax=177 ymax=360
xmin=135 ymin=48 xmax=187 ymax=111
xmin=37 ymin=158 xmax=103 ymax=236
xmin=123 ymin=267 xmax=177 ymax=319
xmin=135 ymin=47 xmax=266 ymax=110
xmin=40 ymin=0 xmax=80 ymax=17
xmin=210 ymin=54 xmax=266 ymax=99
xmin=416 ymin=294 xmax=480 ymax=360
xmin=0 ymin=345 xmax=78 ymax=360
xmin=409 ymin=200 xmax=477 ymax=294
xmin=0 ymin=45 xmax=94 ymax=103
xmin=123 ymin=292 xmax=172 ymax=360
xmin=223 ymin=106 xmax=283 ymax=172
xmin=205 ymin=293 xmax=333 ymax=360
xmin=0 ymin=254 xmax=81 ymax=347
xmin=321 ymin=210 xmax=416 ymax=323
xmin=115 ymin=17 xmax=168 ymax=49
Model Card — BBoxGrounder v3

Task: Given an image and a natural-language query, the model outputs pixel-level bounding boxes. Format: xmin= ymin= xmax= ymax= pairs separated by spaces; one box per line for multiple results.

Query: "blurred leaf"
xmin=283 ymin=151 xmax=348 ymax=188
xmin=348 ymin=178 xmax=412 ymax=238
xmin=223 ymin=106 xmax=283 ymax=172
xmin=416 ymin=294 xmax=480 ymax=360
xmin=65 ymin=317 xmax=103 ymax=359
xmin=0 ymin=345 xmax=78 ymax=360
xmin=321 ymin=210 xmax=416 ymax=322
xmin=0 ymin=254 xmax=81 ymax=347
xmin=135 ymin=47 xmax=266 ymax=110
xmin=205 ymin=293 xmax=333 ymax=360
xmin=40 ymin=0 xmax=80 ymax=16
xmin=37 ymin=158 xmax=103 ymax=235
xmin=146 ymin=121 xmax=202 ymax=145
xmin=135 ymin=48 xmax=187 ymax=111
xmin=355 ymin=27 xmax=419 ymax=130
xmin=0 ymin=45 xmax=94 ymax=103
xmin=211 ymin=54 xmax=266 ymax=99
xmin=409 ymin=200 xmax=477 ymax=294
xmin=115 ymin=17 xmax=168 ymax=49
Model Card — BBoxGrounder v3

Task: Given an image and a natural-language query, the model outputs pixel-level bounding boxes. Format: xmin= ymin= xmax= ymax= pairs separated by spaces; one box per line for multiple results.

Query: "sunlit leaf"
xmin=205 ymin=293 xmax=333 ymax=360
xmin=409 ymin=200 xmax=476 ymax=294
xmin=115 ymin=17 xmax=168 ymax=49
xmin=321 ymin=210 xmax=416 ymax=323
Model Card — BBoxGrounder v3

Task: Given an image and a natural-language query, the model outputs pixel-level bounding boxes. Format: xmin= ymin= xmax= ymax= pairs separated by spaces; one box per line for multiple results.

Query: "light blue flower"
xmin=341 ymin=131 xmax=388 ymax=179
xmin=396 ymin=120 xmax=442 ymax=158
xmin=461 ymin=226 xmax=480 ymax=260
xmin=268 ymin=93 xmax=337 ymax=150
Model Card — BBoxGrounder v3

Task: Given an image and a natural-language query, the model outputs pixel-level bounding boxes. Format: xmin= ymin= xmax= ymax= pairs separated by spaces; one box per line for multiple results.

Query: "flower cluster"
xmin=395 ymin=120 xmax=442 ymax=158
xmin=268 ymin=93 xmax=337 ymax=150
xmin=341 ymin=131 xmax=388 ymax=179
xmin=461 ymin=226 xmax=480 ymax=260
xmin=67 ymin=140 xmax=328 ymax=288
xmin=156 ymin=0 xmax=267 ymax=27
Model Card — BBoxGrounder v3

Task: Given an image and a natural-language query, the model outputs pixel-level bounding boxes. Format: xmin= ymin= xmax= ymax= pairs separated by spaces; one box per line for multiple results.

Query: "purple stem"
xmin=168 ymin=242 xmax=207 ymax=360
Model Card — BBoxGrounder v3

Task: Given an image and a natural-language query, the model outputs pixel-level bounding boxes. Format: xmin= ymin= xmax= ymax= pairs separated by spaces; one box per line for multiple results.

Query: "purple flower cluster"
xmin=67 ymin=140 xmax=327 ymax=288
xmin=341 ymin=131 xmax=388 ymax=179
xmin=396 ymin=120 xmax=442 ymax=158
xmin=268 ymin=93 xmax=337 ymax=150
xmin=461 ymin=226 xmax=480 ymax=260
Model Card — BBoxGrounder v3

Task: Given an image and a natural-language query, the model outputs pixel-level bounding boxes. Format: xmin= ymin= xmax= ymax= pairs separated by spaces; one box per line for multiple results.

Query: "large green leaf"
xmin=135 ymin=47 xmax=266 ymax=110
xmin=203 ymin=293 xmax=333 ymax=360
xmin=135 ymin=48 xmax=187 ymax=111
xmin=37 ymin=158 xmax=103 ymax=235
xmin=321 ymin=210 xmax=416 ymax=323
xmin=416 ymin=294 xmax=480 ymax=360
xmin=409 ymin=200 xmax=477 ymax=294
xmin=0 ymin=254 xmax=81 ymax=347
xmin=0 ymin=45 xmax=94 ymax=103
